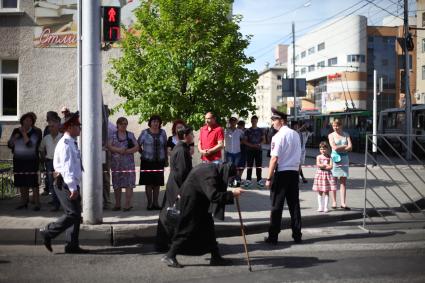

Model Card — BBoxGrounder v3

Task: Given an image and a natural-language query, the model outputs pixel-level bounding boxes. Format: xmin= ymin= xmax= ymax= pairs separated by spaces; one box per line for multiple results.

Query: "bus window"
xmin=396 ymin=112 xmax=405 ymax=130
xmin=415 ymin=114 xmax=425 ymax=129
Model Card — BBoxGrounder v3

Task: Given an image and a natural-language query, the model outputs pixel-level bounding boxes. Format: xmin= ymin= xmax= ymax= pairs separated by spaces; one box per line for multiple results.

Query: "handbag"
xmin=331 ymin=151 xmax=341 ymax=163
xmin=166 ymin=197 xmax=181 ymax=227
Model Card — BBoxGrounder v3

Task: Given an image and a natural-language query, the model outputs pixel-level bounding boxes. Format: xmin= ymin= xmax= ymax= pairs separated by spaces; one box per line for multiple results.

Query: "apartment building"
xmin=254 ymin=65 xmax=287 ymax=126
xmin=287 ymin=15 xmax=417 ymax=114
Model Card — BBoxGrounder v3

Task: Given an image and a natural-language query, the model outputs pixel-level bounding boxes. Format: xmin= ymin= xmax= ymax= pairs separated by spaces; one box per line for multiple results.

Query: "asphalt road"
xmin=0 ymin=221 xmax=424 ymax=283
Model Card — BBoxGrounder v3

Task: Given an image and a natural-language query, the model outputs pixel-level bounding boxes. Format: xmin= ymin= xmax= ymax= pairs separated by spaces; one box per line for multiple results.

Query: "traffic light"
xmin=103 ymin=6 xmax=120 ymax=42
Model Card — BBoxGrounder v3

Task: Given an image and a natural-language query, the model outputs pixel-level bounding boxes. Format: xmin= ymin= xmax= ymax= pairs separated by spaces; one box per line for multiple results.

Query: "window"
xmin=308 ymin=64 xmax=315 ymax=72
xmin=277 ymin=75 xmax=282 ymax=81
xmin=301 ymin=51 xmax=306 ymax=58
xmin=308 ymin=47 xmax=315 ymax=55
xmin=317 ymin=42 xmax=325 ymax=51
xmin=295 ymin=55 xmax=299 ymax=62
xmin=277 ymin=85 xmax=282 ymax=90
xmin=0 ymin=0 xmax=18 ymax=9
xmin=295 ymin=71 xmax=299 ymax=77
xmin=422 ymin=66 xmax=425 ymax=80
xmin=0 ymin=59 xmax=18 ymax=119
xmin=422 ymin=39 xmax=425 ymax=53
xmin=317 ymin=61 xmax=325 ymax=68
xmin=301 ymin=67 xmax=306 ymax=74
xmin=328 ymin=57 xmax=337 ymax=66
xmin=347 ymin=54 xmax=365 ymax=63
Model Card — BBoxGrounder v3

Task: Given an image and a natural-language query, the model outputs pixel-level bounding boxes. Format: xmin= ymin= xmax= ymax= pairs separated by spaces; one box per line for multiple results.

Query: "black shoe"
xmin=41 ymin=191 xmax=49 ymax=196
xmin=302 ymin=179 xmax=308 ymax=184
xmin=340 ymin=206 xmax=351 ymax=210
xmin=39 ymin=228 xmax=52 ymax=252
xmin=161 ymin=256 xmax=183 ymax=268
xmin=64 ymin=246 xmax=90 ymax=254
xmin=210 ymin=256 xmax=232 ymax=266
xmin=15 ymin=203 xmax=28 ymax=210
xmin=293 ymin=237 xmax=302 ymax=244
xmin=264 ymin=236 xmax=278 ymax=245
xmin=33 ymin=206 xmax=40 ymax=211
xmin=152 ymin=205 xmax=162 ymax=210
xmin=147 ymin=205 xmax=153 ymax=211
xmin=50 ymin=207 xmax=60 ymax=212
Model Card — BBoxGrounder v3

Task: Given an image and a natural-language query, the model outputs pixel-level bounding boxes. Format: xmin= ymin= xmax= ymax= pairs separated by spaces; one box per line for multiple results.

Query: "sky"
xmin=233 ymin=0 xmax=417 ymax=72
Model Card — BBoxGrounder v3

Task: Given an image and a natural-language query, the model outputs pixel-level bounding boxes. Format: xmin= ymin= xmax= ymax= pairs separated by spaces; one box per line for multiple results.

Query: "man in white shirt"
xmin=264 ymin=108 xmax=302 ymax=245
xmin=39 ymin=111 xmax=89 ymax=254
xmin=39 ymin=116 xmax=63 ymax=211
xmin=224 ymin=117 xmax=244 ymax=176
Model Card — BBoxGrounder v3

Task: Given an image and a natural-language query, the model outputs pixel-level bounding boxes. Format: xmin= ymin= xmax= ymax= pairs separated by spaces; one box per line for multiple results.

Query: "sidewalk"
xmin=0 ymin=153 xmax=368 ymax=246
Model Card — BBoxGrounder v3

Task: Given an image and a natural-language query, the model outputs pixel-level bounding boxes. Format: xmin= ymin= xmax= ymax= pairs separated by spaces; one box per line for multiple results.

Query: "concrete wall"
xmin=0 ymin=1 xmax=149 ymax=160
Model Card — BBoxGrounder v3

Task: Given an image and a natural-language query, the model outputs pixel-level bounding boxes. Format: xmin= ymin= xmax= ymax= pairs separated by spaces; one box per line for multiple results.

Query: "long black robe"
xmin=168 ymin=163 xmax=236 ymax=256
xmin=156 ymin=141 xmax=192 ymax=250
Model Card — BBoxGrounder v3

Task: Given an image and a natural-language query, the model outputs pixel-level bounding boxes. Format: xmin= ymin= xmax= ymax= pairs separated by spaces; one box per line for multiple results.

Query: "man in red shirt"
xmin=198 ymin=112 xmax=224 ymax=163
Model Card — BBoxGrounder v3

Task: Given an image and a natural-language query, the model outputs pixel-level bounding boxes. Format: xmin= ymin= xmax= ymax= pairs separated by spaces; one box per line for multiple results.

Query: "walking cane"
xmin=235 ymin=197 xmax=252 ymax=272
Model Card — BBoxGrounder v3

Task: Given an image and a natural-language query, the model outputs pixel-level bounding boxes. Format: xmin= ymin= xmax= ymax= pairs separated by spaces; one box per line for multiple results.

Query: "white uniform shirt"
xmin=53 ymin=133 xmax=82 ymax=192
xmin=224 ymin=128 xmax=243 ymax=154
xmin=270 ymin=125 xmax=301 ymax=172
xmin=39 ymin=133 xmax=63 ymax=159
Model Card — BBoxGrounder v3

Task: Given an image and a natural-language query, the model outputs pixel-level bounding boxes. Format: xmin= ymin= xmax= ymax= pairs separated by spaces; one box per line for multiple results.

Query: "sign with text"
xmin=282 ymin=78 xmax=306 ymax=97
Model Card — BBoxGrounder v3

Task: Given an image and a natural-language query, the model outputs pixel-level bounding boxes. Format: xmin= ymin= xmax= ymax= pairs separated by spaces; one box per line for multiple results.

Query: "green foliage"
xmin=107 ymin=0 xmax=258 ymax=129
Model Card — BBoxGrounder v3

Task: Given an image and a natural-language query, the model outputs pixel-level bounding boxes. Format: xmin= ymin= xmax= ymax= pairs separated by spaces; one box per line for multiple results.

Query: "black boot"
xmin=210 ymin=248 xmax=232 ymax=266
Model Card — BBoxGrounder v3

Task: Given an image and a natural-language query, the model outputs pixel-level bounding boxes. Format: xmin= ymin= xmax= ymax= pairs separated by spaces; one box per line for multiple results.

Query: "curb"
xmin=0 ymin=211 xmax=363 ymax=246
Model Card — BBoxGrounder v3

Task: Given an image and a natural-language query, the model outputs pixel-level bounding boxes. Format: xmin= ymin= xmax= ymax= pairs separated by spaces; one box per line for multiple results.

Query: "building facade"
xmin=254 ymin=65 xmax=287 ymax=126
xmin=286 ymin=15 xmax=417 ymax=115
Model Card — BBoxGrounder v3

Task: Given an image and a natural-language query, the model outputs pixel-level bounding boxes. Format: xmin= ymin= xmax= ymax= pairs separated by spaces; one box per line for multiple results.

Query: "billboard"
xmin=33 ymin=0 xmax=140 ymax=47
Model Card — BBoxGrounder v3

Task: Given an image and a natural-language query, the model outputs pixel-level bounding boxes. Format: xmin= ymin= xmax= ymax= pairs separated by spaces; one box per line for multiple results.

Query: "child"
xmin=312 ymin=141 xmax=337 ymax=212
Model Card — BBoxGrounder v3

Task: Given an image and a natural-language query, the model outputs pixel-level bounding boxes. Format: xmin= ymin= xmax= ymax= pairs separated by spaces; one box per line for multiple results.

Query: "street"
xmin=1 ymin=220 xmax=424 ymax=283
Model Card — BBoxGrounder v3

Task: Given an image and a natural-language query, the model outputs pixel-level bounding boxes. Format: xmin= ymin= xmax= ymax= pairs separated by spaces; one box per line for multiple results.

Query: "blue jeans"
xmin=45 ymin=159 xmax=60 ymax=208
xmin=225 ymin=152 xmax=241 ymax=167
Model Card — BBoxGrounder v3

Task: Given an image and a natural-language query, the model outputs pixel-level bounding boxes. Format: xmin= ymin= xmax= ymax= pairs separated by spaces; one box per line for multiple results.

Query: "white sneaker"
xmin=317 ymin=207 xmax=323 ymax=212
xmin=323 ymin=208 xmax=329 ymax=213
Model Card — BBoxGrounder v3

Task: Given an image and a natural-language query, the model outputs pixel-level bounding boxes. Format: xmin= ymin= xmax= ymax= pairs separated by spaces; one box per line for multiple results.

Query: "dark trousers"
xmin=246 ymin=149 xmax=262 ymax=180
xmin=268 ymin=170 xmax=302 ymax=240
xmin=45 ymin=159 xmax=60 ymax=208
xmin=45 ymin=178 xmax=82 ymax=249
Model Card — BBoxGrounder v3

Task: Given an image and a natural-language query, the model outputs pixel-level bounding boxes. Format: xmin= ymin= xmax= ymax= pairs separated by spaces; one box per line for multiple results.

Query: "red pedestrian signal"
xmin=103 ymin=6 xmax=120 ymax=42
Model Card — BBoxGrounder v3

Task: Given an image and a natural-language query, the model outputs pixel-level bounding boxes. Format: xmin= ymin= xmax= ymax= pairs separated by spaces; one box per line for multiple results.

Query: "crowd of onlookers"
xmin=5 ymin=107 xmax=351 ymax=213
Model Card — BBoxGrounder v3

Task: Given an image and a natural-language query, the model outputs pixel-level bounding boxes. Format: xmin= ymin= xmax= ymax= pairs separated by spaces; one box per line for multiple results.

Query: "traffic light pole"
xmin=292 ymin=21 xmax=297 ymax=120
xmin=82 ymin=0 xmax=103 ymax=224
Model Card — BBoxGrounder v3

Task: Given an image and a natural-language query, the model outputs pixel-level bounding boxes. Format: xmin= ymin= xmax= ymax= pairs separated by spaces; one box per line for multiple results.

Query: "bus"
xmin=289 ymin=110 xmax=372 ymax=152
xmin=378 ymin=104 xmax=425 ymax=155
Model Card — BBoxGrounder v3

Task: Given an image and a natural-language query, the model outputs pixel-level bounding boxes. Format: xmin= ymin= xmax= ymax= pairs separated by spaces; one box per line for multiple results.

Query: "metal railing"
xmin=361 ymin=134 xmax=425 ymax=230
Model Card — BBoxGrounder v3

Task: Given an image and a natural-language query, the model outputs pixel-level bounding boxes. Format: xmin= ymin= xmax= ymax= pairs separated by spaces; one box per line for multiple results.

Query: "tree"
xmin=107 ymin=0 xmax=258 ymax=129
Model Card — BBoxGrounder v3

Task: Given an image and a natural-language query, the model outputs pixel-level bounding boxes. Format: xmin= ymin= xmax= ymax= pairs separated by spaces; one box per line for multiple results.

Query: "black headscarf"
xmin=210 ymin=162 xmax=237 ymax=220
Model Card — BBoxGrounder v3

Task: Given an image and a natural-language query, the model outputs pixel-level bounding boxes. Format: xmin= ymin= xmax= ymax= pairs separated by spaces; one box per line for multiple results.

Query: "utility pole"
xmin=82 ymin=0 xmax=103 ymax=224
xmin=292 ymin=21 xmax=297 ymax=120
xmin=403 ymin=0 xmax=412 ymax=160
